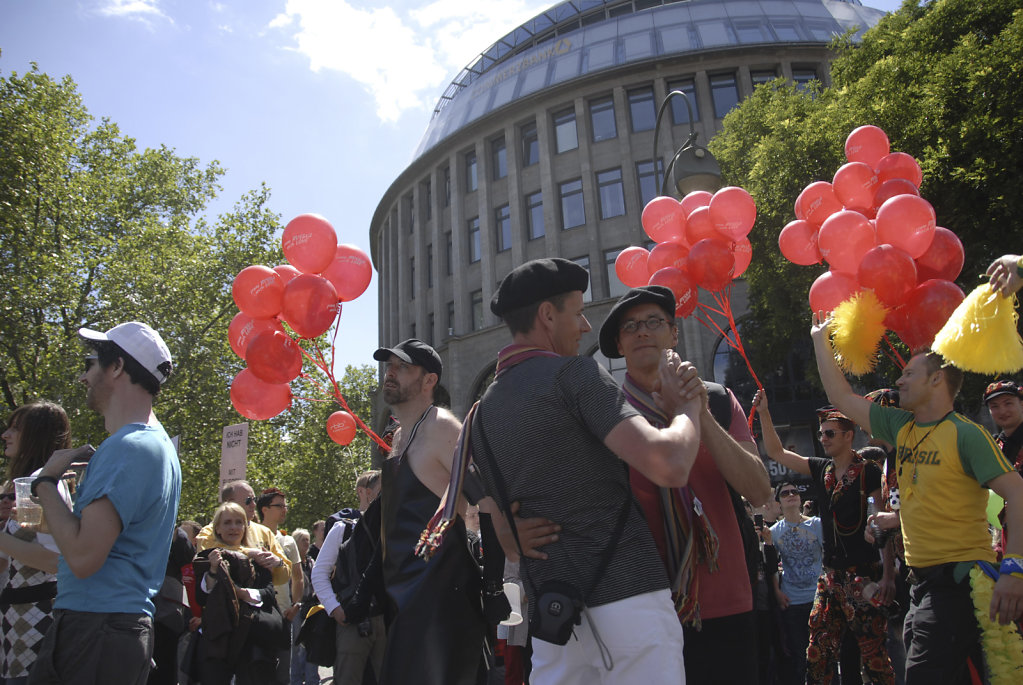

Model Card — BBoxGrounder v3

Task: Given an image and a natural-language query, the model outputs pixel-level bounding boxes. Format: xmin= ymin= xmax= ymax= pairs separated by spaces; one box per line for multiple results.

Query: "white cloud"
xmin=97 ymin=0 xmax=170 ymax=23
xmin=268 ymin=0 xmax=555 ymax=123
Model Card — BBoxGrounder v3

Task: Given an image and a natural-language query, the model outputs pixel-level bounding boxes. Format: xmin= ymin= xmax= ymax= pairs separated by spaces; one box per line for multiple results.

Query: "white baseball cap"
xmin=78 ymin=322 xmax=173 ymax=385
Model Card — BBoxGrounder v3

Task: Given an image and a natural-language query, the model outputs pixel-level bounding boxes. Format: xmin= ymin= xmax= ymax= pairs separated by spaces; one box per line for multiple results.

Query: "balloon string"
xmin=697 ymin=287 xmax=764 ymax=430
xmin=882 ymin=333 xmax=907 ymax=369
xmin=299 ymin=338 xmax=392 ymax=454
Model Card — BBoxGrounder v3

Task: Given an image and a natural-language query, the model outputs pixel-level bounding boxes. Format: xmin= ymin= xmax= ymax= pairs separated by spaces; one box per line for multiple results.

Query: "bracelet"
xmin=1016 ymin=256 xmax=1023 ymax=277
xmin=1000 ymin=556 xmax=1023 ymax=578
xmin=30 ymin=475 xmax=60 ymax=498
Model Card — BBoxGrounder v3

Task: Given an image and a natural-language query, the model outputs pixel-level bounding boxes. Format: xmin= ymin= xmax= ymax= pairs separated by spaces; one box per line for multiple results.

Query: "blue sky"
xmin=0 ymin=0 xmax=904 ymax=373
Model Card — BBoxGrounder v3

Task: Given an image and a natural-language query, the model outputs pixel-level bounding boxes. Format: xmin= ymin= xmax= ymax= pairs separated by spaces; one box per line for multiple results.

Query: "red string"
xmin=883 ymin=334 xmax=906 ymax=369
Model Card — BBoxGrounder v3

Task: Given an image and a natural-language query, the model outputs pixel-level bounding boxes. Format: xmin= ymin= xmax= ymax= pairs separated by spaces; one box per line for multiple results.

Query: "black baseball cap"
xmin=491 ymin=258 xmax=589 ymax=317
xmin=598 ymin=286 xmax=676 ymax=359
xmin=984 ymin=379 xmax=1023 ymax=404
xmin=373 ymin=339 xmax=443 ymax=380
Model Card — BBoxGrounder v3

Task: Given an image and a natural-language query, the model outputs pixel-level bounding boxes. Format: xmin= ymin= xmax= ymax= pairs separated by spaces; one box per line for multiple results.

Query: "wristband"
xmin=31 ymin=475 xmax=60 ymax=498
xmin=1016 ymin=256 xmax=1023 ymax=277
xmin=1000 ymin=555 xmax=1023 ymax=578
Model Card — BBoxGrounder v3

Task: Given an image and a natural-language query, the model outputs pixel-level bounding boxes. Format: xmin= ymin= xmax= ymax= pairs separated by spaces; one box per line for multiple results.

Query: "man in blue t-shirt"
xmin=28 ymin=322 xmax=181 ymax=685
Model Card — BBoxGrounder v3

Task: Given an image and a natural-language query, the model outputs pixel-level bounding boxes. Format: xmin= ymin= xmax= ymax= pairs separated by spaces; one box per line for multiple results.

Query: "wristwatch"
xmin=30 ymin=475 xmax=60 ymax=497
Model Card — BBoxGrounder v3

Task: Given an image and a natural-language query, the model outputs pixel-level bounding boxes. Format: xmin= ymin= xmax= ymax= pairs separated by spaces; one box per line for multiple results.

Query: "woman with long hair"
xmin=0 ymin=401 xmax=73 ymax=685
xmin=193 ymin=502 xmax=289 ymax=685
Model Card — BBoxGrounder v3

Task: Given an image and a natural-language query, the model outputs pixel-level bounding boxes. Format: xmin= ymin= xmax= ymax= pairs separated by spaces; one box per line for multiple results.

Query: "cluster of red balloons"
xmin=228 ymin=214 xmax=373 ymax=443
xmin=781 ymin=125 xmax=965 ymax=350
xmin=615 ymin=186 xmax=756 ymax=316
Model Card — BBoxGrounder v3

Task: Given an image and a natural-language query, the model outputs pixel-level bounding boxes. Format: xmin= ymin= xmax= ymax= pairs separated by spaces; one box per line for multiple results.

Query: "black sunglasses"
xmin=0 ymin=493 xmax=16 ymax=502
xmin=818 ymin=429 xmax=838 ymax=439
xmin=778 ymin=489 xmax=800 ymax=498
xmin=244 ymin=496 xmax=255 ymax=505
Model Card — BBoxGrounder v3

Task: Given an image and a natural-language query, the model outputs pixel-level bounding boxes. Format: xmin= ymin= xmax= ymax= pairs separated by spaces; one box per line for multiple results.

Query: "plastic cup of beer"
xmin=13 ymin=477 xmax=43 ymax=528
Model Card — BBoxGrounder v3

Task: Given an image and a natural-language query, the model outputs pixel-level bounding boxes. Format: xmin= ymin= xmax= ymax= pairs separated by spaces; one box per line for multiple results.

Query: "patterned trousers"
xmin=805 ymin=567 xmax=895 ymax=685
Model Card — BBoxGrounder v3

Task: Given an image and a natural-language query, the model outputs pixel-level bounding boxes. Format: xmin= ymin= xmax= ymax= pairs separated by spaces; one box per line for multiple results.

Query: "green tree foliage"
xmin=710 ymin=0 xmax=1023 ymax=405
xmin=0 ymin=66 xmax=379 ymax=525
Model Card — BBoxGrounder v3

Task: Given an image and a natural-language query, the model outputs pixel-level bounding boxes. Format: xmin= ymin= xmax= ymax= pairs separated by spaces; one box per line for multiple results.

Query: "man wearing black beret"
xmin=470 ymin=258 xmax=705 ymax=683
xmin=598 ymin=286 xmax=771 ymax=684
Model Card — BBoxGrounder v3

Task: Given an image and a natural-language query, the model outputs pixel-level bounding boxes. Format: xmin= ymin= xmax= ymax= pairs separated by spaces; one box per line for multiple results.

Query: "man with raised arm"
xmin=809 ymin=313 xmax=1023 ymax=683
xmin=597 ymin=285 xmax=771 ymax=683
xmin=755 ymin=390 xmax=895 ymax=685
xmin=469 ymin=259 xmax=705 ymax=685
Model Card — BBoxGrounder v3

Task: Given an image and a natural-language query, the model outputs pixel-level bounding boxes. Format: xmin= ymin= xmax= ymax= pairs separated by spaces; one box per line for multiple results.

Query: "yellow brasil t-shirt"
xmin=869 ymin=404 xmax=1014 ymax=568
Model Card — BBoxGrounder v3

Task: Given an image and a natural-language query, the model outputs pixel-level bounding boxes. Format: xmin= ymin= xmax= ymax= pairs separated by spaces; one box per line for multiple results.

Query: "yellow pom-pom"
xmin=831 ymin=291 xmax=889 ymax=375
xmin=933 ymin=284 xmax=1023 ymax=374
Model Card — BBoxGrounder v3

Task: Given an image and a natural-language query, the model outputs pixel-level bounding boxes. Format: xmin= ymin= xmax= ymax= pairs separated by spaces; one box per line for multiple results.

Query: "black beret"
xmin=373 ymin=339 xmax=443 ymax=380
xmin=491 ymin=258 xmax=589 ymax=317
xmin=598 ymin=286 xmax=676 ymax=359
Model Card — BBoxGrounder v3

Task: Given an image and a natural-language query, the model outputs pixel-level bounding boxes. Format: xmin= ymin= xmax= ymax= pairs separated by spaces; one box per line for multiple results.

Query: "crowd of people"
xmin=1 ymin=254 xmax=1022 ymax=684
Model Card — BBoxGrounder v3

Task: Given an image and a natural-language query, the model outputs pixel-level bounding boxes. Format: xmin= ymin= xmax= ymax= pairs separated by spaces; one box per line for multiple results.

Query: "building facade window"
xmin=466 ymin=150 xmax=478 ymax=192
xmin=471 ymin=290 xmax=484 ymax=331
xmin=426 ymin=244 xmax=433 ymax=288
xmin=751 ymin=69 xmax=778 ymax=87
xmin=553 ymin=107 xmax=578 ymax=154
xmin=427 ymin=313 xmax=434 ymax=345
xmin=668 ymin=79 xmax=699 ymax=125
xmin=572 ymin=256 xmax=592 ymax=303
xmin=424 ymin=179 xmax=432 ymax=220
xmin=443 ymin=167 xmax=451 ymax=206
xmin=596 ymin=168 xmax=626 ymax=219
xmin=468 ymin=217 xmax=481 ymax=262
xmin=446 ymin=300 xmax=455 ymax=336
xmin=526 ymin=191 xmax=544 ymax=240
xmin=409 ymin=256 xmax=415 ymax=300
xmin=627 ymin=87 xmax=656 ymax=132
xmin=445 ymin=231 xmax=453 ymax=275
xmin=589 ymin=96 xmax=617 ymax=142
xmin=792 ymin=68 xmax=819 ymax=91
xmin=492 ymin=136 xmax=507 ymax=179
xmin=521 ymin=121 xmax=539 ymax=166
xmin=710 ymin=73 xmax=740 ymax=118
xmin=406 ymin=194 xmax=415 ymax=233
xmin=559 ymin=179 xmax=585 ymax=230
xmin=636 ymin=159 xmax=666 ymax=206
xmin=605 ymin=248 xmax=629 ymax=298
xmin=495 ymin=204 xmax=511 ymax=252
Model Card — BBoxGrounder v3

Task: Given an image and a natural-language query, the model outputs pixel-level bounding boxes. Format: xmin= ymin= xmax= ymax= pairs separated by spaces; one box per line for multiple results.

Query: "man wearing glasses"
xmin=597 ymin=285 xmax=772 ymax=684
xmin=196 ymin=481 xmax=291 ymax=575
xmin=258 ymin=488 xmax=304 ymax=684
xmin=754 ymin=391 xmax=895 ymax=684
xmin=28 ymin=322 xmax=180 ymax=684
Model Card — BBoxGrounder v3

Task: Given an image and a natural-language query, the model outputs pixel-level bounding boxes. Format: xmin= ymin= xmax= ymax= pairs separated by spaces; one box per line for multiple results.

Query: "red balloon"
xmin=732 ymin=239 xmax=753 ymax=278
xmin=779 ymin=220 xmax=821 ymax=266
xmin=833 ymin=162 xmax=880 ymax=213
xmin=280 ymin=274 xmax=340 ymax=338
xmin=687 ymin=239 xmax=735 ymax=292
xmin=799 ymin=181 xmax=844 ymax=227
xmin=809 ymin=271 xmax=861 ymax=314
xmin=245 ymin=330 xmax=303 ymax=385
xmin=282 ymin=214 xmax=338 ymax=274
xmin=228 ymin=313 xmax=284 ymax=359
xmin=896 ymin=280 xmax=965 ymax=351
xmin=876 ymin=152 xmax=923 ymax=187
xmin=642 ymin=196 xmax=687 ymax=243
xmin=875 ymin=194 xmax=936 ymax=259
xmin=648 ymin=267 xmax=697 ymax=318
xmin=615 ymin=247 xmax=650 ymax=288
xmin=321 ymin=244 xmax=374 ymax=302
xmin=648 ymin=242 xmax=690 ymax=273
xmin=327 ymin=410 xmax=358 ymax=446
xmin=273 ymin=264 xmax=302 ymax=286
xmin=709 ymin=186 xmax=757 ymax=241
xmin=914 ymin=227 xmax=964 ymax=282
xmin=818 ymin=210 xmax=875 ymax=274
xmin=232 ymin=265 xmax=285 ymax=319
xmin=873 ymin=178 xmax=919 ymax=209
xmin=679 ymin=190 xmax=712 ymax=219
xmin=685 ymin=206 xmax=717 ymax=245
xmin=857 ymin=244 xmax=918 ymax=307
xmin=845 ymin=125 xmax=890 ymax=167
xmin=230 ymin=368 xmax=292 ymax=420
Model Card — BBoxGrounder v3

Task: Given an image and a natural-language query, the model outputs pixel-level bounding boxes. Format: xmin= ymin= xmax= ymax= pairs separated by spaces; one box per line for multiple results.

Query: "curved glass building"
xmin=369 ymin=0 xmax=886 ymax=417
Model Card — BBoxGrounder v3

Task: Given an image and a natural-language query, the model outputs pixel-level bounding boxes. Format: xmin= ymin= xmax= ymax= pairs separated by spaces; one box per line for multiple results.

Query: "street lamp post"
xmin=653 ymin=90 xmax=723 ymax=198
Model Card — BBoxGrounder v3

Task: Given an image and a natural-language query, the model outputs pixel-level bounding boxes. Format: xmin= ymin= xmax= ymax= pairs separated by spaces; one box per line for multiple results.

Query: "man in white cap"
xmin=27 ymin=322 xmax=181 ymax=685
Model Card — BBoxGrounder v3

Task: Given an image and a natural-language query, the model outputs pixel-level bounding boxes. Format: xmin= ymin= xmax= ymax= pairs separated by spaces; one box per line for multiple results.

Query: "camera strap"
xmin=472 ymin=408 xmax=632 ymax=608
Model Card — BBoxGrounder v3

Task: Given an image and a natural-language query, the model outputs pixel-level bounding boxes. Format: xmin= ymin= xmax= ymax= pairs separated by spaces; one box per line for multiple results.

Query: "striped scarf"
xmin=416 ymin=344 xmax=559 ymax=560
xmin=622 ymin=373 xmax=719 ymax=628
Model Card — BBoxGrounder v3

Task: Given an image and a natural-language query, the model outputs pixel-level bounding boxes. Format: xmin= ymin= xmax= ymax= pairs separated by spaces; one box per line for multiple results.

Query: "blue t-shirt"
xmin=55 ymin=422 xmax=181 ymax=616
xmin=770 ymin=516 xmax=824 ymax=605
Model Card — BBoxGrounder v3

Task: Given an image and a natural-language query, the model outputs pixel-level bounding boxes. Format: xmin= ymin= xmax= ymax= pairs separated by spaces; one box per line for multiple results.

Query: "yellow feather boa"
xmin=969 ymin=565 xmax=1023 ymax=683
xmin=933 ymin=284 xmax=1023 ymax=374
xmin=830 ymin=290 xmax=888 ymax=375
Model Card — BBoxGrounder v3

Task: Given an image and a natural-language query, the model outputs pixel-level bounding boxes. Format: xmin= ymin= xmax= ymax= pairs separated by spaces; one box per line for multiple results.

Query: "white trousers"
xmin=530 ymin=588 xmax=686 ymax=685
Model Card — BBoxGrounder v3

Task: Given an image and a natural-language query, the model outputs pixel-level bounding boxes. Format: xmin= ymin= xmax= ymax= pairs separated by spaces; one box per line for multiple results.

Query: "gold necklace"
xmin=897 ymin=411 xmax=952 ymax=484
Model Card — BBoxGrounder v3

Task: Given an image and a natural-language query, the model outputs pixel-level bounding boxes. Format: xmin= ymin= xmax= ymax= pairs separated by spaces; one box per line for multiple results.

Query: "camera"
xmin=357 ymin=619 xmax=373 ymax=637
xmin=754 ymin=513 xmax=764 ymax=529
xmin=530 ymin=581 xmax=583 ymax=645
